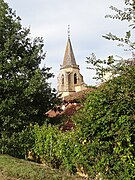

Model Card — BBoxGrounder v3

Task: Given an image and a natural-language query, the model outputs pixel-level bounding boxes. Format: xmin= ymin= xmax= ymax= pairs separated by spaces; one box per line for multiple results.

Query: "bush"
xmin=73 ymin=66 xmax=135 ymax=179
xmin=33 ymin=124 xmax=61 ymax=168
xmin=0 ymin=125 xmax=35 ymax=158
xmin=33 ymin=124 xmax=80 ymax=172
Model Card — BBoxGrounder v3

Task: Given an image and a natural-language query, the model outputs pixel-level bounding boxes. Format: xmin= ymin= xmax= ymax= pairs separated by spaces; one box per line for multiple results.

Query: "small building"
xmin=57 ymin=29 xmax=87 ymax=97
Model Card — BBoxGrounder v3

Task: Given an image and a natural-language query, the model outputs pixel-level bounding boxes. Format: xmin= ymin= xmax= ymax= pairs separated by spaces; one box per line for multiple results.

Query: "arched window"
xmin=74 ymin=73 xmax=77 ymax=84
xmin=62 ymin=74 xmax=64 ymax=85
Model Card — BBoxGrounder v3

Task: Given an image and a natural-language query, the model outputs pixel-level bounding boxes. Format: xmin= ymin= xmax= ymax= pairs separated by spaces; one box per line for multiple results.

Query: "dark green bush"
xmin=0 ymin=125 xmax=35 ymax=158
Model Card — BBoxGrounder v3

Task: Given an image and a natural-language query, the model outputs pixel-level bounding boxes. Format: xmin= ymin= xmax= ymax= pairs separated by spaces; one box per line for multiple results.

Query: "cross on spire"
xmin=68 ymin=25 xmax=70 ymax=39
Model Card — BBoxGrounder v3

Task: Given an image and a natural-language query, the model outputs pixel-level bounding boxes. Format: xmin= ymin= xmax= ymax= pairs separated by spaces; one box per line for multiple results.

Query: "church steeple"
xmin=57 ymin=27 xmax=86 ymax=98
xmin=61 ymin=25 xmax=78 ymax=69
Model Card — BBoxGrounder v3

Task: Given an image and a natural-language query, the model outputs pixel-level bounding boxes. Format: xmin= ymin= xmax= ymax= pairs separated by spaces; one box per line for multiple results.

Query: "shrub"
xmin=0 ymin=125 xmax=35 ymax=158
xmin=73 ymin=66 xmax=135 ymax=179
xmin=33 ymin=124 xmax=80 ymax=172
xmin=33 ymin=124 xmax=61 ymax=168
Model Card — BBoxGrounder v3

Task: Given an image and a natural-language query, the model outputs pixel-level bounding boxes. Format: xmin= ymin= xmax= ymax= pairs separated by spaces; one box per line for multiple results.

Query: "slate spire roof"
xmin=61 ymin=26 xmax=78 ymax=69
xmin=62 ymin=37 xmax=77 ymax=67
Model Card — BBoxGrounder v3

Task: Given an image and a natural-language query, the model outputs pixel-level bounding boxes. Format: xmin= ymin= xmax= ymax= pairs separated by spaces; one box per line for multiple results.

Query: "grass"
xmin=0 ymin=154 xmax=85 ymax=180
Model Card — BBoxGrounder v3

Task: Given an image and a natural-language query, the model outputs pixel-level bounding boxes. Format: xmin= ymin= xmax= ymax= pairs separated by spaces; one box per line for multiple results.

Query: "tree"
xmin=86 ymin=0 xmax=135 ymax=81
xmin=74 ymin=69 xmax=135 ymax=179
xmin=73 ymin=0 xmax=135 ymax=178
xmin=104 ymin=0 xmax=135 ymax=50
xmin=0 ymin=0 xmax=59 ymax=155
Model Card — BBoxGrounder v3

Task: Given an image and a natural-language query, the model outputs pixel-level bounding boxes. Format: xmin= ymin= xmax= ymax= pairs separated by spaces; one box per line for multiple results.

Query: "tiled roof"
xmin=46 ymin=88 xmax=96 ymax=131
xmin=46 ymin=103 xmax=80 ymax=131
xmin=64 ymin=88 xmax=96 ymax=102
xmin=46 ymin=103 xmax=80 ymax=118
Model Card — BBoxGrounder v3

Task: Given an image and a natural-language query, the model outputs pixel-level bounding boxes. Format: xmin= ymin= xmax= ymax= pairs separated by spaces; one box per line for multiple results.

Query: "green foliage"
xmin=34 ymin=124 xmax=60 ymax=168
xmin=31 ymin=1 xmax=135 ymax=179
xmin=83 ymin=1 xmax=135 ymax=178
xmin=0 ymin=0 xmax=59 ymax=157
xmin=27 ymin=64 xmax=135 ymax=179
xmin=86 ymin=0 xmax=135 ymax=84
xmin=73 ymin=65 xmax=135 ymax=179
xmin=25 ymin=66 xmax=135 ymax=178
xmin=0 ymin=1 xmax=134 ymax=180
xmin=55 ymin=131 xmax=79 ymax=173
xmin=0 ymin=125 xmax=35 ymax=158
xmin=104 ymin=0 xmax=135 ymax=51
xmin=33 ymin=124 xmax=78 ymax=172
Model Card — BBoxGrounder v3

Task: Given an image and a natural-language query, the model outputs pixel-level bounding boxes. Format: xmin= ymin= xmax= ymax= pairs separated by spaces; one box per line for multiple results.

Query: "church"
xmin=57 ymin=28 xmax=87 ymax=98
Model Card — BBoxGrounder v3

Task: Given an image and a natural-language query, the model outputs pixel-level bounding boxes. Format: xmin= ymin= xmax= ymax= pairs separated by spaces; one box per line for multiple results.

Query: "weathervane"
xmin=68 ymin=25 xmax=70 ymax=39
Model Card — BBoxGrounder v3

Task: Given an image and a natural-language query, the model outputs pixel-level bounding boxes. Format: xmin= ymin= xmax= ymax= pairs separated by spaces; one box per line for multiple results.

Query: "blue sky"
xmin=6 ymin=0 xmax=132 ymax=88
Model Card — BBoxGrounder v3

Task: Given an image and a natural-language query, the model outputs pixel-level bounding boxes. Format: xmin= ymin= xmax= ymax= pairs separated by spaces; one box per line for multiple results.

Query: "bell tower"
xmin=57 ymin=26 xmax=86 ymax=97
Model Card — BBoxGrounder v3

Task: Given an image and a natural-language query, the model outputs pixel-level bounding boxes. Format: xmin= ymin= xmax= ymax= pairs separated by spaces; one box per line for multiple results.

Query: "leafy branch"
xmin=86 ymin=0 xmax=135 ymax=82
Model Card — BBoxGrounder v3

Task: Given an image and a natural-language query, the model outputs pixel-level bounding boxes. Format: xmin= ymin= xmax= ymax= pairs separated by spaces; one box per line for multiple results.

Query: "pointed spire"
xmin=61 ymin=26 xmax=78 ymax=68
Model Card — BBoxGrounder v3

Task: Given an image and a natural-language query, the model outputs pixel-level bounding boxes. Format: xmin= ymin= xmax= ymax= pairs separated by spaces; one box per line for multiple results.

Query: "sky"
xmin=5 ymin=0 xmax=132 ymax=88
